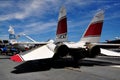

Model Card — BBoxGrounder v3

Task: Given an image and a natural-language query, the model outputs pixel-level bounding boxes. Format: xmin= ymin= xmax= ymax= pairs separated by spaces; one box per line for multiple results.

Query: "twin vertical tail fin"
xmin=55 ymin=6 xmax=67 ymax=43
xmin=80 ymin=10 xmax=104 ymax=43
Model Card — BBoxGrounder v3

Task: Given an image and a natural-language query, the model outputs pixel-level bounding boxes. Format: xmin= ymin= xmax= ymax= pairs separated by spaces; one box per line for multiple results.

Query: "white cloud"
xmin=65 ymin=0 xmax=93 ymax=6
xmin=0 ymin=0 xmax=120 ymax=42
xmin=0 ymin=1 xmax=12 ymax=8
xmin=0 ymin=0 xmax=96 ymax=21
xmin=0 ymin=35 xmax=9 ymax=40
xmin=19 ymin=21 xmax=57 ymax=35
xmin=0 ymin=0 xmax=52 ymax=21
xmin=105 ymin=12 xmax=120 ymax=21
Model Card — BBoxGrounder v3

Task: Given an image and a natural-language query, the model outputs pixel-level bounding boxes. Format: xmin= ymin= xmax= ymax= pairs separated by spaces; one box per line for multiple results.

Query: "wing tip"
xmin=10 ymin=54 xmax=23 ymax=62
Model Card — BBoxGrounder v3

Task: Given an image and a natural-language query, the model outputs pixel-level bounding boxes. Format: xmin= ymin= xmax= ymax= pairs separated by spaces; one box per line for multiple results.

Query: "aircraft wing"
xmin=11 ymin=43 xmax=56 ymax=62
xmin=10 ymin=6 xmax=68 ymax=62
xmin=92 ymin=43 xmax=120 ymax=48
xmin=92 ymin=43 xmax=120 ymax=56
xmin=93 ymin=43 xmax=120 ymax=46
xmin=101 ymin=48 xmax=120 ymax=56
xmin=13 ymin=42 xmax=50 ymax=45
xmin=11 ymin=39 xmax=54 ymax=46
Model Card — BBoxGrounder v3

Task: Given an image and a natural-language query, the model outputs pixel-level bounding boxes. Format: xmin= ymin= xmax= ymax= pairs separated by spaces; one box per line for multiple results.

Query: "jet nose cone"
xmin=10 ymin=54 xmax=23 ymax=62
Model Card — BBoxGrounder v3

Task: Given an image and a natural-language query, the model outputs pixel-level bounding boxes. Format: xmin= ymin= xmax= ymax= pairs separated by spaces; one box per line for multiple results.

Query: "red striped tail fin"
xmin=80 ymin=10 xmax=104 ymax=43
xmin=55 ymin=6 xmax=67 ymax=43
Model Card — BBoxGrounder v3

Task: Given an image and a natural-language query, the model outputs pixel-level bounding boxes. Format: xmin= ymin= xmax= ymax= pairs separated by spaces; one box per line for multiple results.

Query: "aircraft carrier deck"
xmin=0 ymin=55 xmax=120 ymax=80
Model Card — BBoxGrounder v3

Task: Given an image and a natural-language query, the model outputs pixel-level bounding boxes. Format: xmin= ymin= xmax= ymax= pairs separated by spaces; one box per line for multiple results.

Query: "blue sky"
xmin=0 ymin=0 xmax=120 ymax=42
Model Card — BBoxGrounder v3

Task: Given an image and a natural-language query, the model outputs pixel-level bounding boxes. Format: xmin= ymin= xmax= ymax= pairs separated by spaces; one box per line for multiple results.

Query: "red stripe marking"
xmin=84 ymin=22 xmax=103 ymax=37
xmin=57 ymin=17 xmax=67 ymax=34
xmin=10 ymin=54 xmax=23 ymax=62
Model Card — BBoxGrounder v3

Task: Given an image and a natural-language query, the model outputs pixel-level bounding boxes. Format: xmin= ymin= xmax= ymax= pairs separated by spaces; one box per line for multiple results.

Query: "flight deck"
xmin=0 ymin=55 xmax=119 ymax=80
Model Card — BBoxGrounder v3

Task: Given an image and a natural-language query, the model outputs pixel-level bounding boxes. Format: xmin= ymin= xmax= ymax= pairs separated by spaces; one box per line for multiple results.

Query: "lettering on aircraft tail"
xmin=56 ymin=33 xmax=67 ymax=39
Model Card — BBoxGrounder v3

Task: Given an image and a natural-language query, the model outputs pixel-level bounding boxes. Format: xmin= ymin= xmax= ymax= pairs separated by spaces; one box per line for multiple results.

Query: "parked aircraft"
xmin=8 ymin=24 xmax=55 ymax=53
xmin=11 ymin=7 xmax=120 ymax=63
xmin=8 ymin=26 xmax=51 ymax=45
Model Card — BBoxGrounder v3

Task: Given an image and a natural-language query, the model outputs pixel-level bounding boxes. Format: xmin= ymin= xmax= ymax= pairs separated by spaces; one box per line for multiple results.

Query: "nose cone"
xmin=10 ymin=54 xmax=23 ymax=62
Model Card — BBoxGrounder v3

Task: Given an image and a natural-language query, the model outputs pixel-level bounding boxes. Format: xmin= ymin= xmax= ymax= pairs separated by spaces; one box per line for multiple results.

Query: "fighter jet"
xmin=11 ymin=7 xmax=120 ymax=63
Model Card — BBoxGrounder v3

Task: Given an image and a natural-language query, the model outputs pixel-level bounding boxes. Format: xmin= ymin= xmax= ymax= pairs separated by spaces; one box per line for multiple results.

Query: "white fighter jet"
xmin=11 ymin=7 xmax=120 ymax=62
